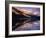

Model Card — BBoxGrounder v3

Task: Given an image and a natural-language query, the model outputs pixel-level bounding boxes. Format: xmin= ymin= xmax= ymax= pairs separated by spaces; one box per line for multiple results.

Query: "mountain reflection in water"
xmin=12 ymin=7 xmax=40 ymax=31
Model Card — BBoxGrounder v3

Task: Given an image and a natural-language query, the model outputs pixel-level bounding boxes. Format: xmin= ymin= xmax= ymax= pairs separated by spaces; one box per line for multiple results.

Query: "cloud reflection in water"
xmin=12 ymin=7 xmax=40 ymax=31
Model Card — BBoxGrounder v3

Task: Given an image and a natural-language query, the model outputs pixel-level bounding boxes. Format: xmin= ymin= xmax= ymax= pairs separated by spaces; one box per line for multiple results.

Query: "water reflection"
xmin=12 ymin=7 xmax=40 ymax=31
